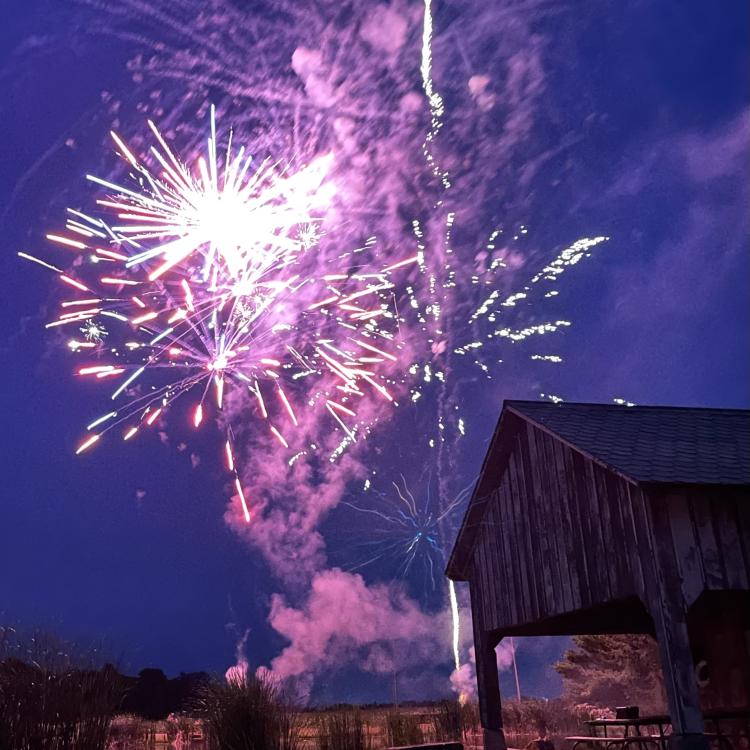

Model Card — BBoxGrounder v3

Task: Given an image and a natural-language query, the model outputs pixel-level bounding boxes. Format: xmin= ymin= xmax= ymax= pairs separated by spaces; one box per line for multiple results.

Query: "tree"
xmin=555 ymin=635 xmax=667 ymax=713
xmin=123 ymin=668 xmax=170 ymax=719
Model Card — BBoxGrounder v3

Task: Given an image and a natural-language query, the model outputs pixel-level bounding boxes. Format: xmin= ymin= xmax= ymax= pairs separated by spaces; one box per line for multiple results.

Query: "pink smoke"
xmin=223 ymin=379 xmax=395 ymax=585
xmin=259 ymin=569 xmax=449 ymax=691
xmin=89 ymin=0 xmax=554 ymax=701
xmin=449 ymin=639 xmax=519 ymax=700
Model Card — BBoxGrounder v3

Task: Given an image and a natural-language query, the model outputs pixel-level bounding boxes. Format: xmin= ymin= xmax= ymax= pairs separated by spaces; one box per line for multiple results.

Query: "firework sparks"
xmin=402 ymin=229 xmax=609 ymax=436
xmin=23 ymin=108 xmax=417 ymax=519
xmin=339 ymin=473 xmax=472 ymax=698
xmin=448 ymin=579 xmax=462 ymax=689
xmin=420 ymin=0 xmax=450 ymax=189
xmin=80 ymin=320 xmax=108 ymax=343
xmin=341 ymin=475 xmax=470 ymax=590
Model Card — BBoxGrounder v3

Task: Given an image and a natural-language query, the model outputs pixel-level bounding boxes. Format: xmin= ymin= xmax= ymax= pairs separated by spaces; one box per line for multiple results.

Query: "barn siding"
xmin=467 ymin=419 xmax=750 ymax=637
xmin=469 ymin=421 xmax=657 ymax=630
xmin=454 ymin=405 xmax=750 ymax=750
xmin=649 ymin=487 xmax=750 ymax=604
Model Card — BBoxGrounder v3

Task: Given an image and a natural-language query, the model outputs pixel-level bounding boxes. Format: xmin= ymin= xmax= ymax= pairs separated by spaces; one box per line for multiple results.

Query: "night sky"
xmin=0 ymin=0 xmax=748 ymax=703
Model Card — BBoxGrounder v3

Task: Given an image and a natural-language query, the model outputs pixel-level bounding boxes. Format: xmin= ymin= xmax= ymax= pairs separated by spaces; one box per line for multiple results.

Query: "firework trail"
xmin=22 ymin=106 xmax=418 ymax=518
xmin=398 ymin=0 xmax=609 ymax=692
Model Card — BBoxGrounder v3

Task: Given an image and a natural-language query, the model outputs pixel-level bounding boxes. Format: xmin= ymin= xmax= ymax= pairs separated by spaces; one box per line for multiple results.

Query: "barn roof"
xmin=506 ymin=401 xmax=750 ymax=485
xmin=446 ymin=401 xmax=750 ymax=580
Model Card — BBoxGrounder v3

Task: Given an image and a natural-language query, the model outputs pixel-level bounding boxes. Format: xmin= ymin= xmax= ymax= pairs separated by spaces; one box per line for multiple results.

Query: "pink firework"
xmin=22 ymin=106 xmax=417 ymax=520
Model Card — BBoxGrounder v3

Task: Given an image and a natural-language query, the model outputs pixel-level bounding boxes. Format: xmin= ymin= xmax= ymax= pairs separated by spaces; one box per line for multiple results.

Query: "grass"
xmin=0 ymin=622 xmax=609 ymax=750
xmin=430 ymin=700 xmax=464 ymax=742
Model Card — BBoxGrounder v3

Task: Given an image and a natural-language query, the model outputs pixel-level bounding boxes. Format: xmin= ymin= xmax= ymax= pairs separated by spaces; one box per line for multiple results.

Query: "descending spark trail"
xmin=448 ymin=579 xmax=461 ymax=675
xmin=23 ymin=107 xmax=417 ymax=517
xmin=415 ymin=0 xmax=610 ymax=695
xmin=417 ymin=0 xmax=469 ymax=689
xmin=420 ymin=0 xmax=450 ymax=190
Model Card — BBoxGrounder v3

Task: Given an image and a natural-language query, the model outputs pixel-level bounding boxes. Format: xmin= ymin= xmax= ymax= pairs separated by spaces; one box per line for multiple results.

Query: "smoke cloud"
xmin=260 ymin=568 xmax=450 ymax=697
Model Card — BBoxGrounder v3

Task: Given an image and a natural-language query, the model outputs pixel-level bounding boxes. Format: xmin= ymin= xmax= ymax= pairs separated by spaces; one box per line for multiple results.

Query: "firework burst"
xmin=340 ymin=475 xmax=470 ymax=592
xmin=22 ymin=107 xmax=417 ymax=519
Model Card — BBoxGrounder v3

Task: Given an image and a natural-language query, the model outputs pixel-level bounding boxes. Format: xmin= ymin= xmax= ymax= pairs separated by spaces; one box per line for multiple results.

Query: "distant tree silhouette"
xmin=120 ymin=668 xmax=210 ymax=719
xmin=122 ymin=668 xmax=169 ymax=719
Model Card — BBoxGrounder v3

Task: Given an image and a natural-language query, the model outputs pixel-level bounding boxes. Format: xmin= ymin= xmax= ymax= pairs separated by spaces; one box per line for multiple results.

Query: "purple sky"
xmin=0 ymin=0 xmax=747 ymax=703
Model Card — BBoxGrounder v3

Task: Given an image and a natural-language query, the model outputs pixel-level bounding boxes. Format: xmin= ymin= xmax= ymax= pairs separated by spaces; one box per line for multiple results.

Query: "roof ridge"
xmin=505 ymin=399 xmax=750 ymax=413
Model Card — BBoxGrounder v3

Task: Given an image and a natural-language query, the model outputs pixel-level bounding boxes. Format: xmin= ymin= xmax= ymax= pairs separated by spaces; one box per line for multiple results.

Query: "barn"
xmin=446 ymin=401 xmax=750 ymax=750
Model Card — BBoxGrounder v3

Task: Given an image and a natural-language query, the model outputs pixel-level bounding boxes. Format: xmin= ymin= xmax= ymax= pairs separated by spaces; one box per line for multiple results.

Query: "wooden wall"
xmin=465 ymin=416 xmax=750 ymax=636
xmin=648 ymin=486 xmax=750 ymax=606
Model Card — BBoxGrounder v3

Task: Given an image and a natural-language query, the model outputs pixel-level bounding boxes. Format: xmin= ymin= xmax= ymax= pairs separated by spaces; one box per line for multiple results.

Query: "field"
xmin=0 ymin=629 xmax=630 ymax=750
xmin=106 ymin=698 xmax=604 ymax=750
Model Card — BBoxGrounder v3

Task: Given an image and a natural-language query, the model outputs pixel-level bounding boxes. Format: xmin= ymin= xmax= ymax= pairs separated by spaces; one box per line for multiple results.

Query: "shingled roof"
xmin=446 ymin=401 xmax=750 ymax=581
xmin=506 ymin=401 xmax=750 ymax=485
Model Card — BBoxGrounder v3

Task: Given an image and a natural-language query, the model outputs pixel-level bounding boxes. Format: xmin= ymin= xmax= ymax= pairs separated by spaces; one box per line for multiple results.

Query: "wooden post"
xmin=650 ymin=599 xmax=708 ymax=750
xmin=472 ymin=608 xmax=506 ymax=750
xmin=646 ymin=495 xmax=708 ymax=750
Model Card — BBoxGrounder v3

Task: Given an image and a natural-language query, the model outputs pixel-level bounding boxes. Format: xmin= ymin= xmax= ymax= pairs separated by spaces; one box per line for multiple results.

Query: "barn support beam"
xmin=473 ymin=622 xmax=506 ymax=750
xmin=649 ymin=600 xmax=707 ymax=750
xmin=476 ymin=637 xmax=506 ymax=750
xmin=645 ymin=496 xmax=708 ymax=750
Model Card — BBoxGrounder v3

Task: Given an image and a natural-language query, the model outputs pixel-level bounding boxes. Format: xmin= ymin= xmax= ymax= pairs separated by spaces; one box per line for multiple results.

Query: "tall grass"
xmin=318 ymin=710 xmax=370 ymax=750
xmin=197 ymin=673 xmax=302 ymax=750
xmin=460 ymin=700 xmax=481 ymax=739
xmin=0 ymin=627 xmax=123 ymax=750
xmin=385 ymin=711 xmax=423 ymax=747
xmin=430 ymin=700 xmax=463 ymax=742
xmin=500 ymin=698 xmax=601 ymax=747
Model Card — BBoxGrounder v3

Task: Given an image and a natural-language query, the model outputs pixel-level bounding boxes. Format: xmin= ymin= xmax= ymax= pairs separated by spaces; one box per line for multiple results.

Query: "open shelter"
xmin=446 ymin=401 xmax=750 ymax=750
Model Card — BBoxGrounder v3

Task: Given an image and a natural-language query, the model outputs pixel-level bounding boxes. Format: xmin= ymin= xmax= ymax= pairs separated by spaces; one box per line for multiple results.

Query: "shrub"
xmin=459 ymin=700 xmax=480 ymax=738
xmin=107 ymin=714 xmax=146 ymax=744
xmin=0 ymin=628 xmax=124 ymax=750
xmin=431 ymin=700 xmax=463 ymax=742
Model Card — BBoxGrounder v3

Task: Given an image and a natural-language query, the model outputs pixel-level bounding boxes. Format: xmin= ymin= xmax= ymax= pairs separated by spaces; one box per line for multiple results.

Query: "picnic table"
xmin=568 ymin=716 xmax=671 ymax=750
xmin=566 ymin=715 xmax=667 ymax=750
xmin=587 ymin=716 xmax=670 ymax=739
xmin=565 ymin=708 xmax=750 ymax=750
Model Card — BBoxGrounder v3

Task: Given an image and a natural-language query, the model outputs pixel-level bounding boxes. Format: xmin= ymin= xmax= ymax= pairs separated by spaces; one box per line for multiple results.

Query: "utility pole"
xmin=510 ymin=637 xmax=522 ymax=701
